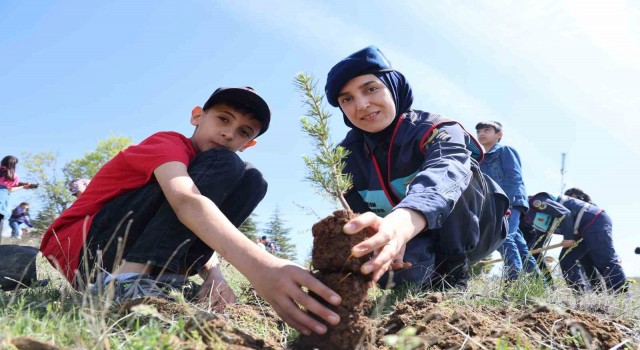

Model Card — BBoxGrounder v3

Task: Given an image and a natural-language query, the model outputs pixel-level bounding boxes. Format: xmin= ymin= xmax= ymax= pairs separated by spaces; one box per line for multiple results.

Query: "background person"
xmin=8 ymin=202 xmax=33 ymax=239
xmin=0 ymin=155 xmax=36 ymax=243
xmin=527 ymin=192 xmax=627 ymax=293
xmin=476 ymin=121 xmax=539 ymax=282
xmin=69 ymin=178 xmax=91 ymax=198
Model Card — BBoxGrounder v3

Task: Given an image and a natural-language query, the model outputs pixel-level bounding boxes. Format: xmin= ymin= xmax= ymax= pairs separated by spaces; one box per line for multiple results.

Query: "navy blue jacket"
xmin=340 ymin=110 xmax=484 ymax=229
xmin=528 ymin=192 xmax=604 ymax=240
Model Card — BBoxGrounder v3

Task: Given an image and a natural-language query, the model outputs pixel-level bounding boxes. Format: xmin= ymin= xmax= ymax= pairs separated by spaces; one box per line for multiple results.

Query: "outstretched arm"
xmin=154 ymin=161 xmax=342 ymax=335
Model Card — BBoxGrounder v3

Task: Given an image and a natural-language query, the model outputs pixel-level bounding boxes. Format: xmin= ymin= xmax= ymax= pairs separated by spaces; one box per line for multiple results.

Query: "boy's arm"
xmin=153 ymin=161 xmax=342 ymax=335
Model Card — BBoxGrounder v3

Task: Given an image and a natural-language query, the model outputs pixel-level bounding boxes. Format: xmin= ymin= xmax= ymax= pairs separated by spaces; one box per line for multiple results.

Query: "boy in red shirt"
xmin=41 ymin=87 xmax=341 ymax=336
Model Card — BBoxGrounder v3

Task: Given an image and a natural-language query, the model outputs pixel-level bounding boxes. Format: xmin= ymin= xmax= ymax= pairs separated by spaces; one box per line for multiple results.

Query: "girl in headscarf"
xmin=325 ymin=46 xmax=509 ymax=290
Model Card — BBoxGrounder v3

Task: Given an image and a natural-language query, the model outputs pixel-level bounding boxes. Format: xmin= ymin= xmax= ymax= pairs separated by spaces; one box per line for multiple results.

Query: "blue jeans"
xmin=9 ymin=220 xmax=23 ymax=237
xmin=498 ymin=207 xmax=538 ymax=280
xmin=78 ymin=148 xmax=267 ymax=283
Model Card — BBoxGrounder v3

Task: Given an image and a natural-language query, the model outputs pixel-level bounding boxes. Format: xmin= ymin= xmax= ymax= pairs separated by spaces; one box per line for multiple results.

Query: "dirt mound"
xmin=107 ymin=291 xmax=637 ymax=349
xmin=376 ymin=294 xmax=634 ymax=349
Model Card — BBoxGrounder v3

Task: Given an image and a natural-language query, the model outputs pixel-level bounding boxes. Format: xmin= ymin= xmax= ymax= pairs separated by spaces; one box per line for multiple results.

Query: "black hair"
xmin=261 ymin=235 xmax=267 ymax=240
xmin=475 ymin=121 xmax=503 ymax=133
xmin=564 ymin=187 xmax=591 ymax=203
xmin=0 ymin=155 xmax=18 ymax=181
xmin=475 ymin=121 xmax=503 ymax=142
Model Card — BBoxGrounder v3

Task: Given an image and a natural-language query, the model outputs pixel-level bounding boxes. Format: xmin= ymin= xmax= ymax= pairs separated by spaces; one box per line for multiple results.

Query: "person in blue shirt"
xmin=476 ymin=121 xmax=538 ymax=281
xmin=528 ymin=192 xmax=627 ymax=293
xmin=326 ymin=46 xmax=509 ymax=290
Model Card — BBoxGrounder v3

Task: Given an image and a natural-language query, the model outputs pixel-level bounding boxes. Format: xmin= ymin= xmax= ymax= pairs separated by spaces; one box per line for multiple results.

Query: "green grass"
xmin=1 ymin=236 xmax=639 ymax=349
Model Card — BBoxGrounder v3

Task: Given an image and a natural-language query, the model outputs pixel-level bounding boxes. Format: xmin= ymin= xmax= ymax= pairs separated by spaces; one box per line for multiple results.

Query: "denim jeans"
xmin=78 ymin=148 xmax=267 ymax=284
xmin=9 ymin=220 xmax=22 ymax=237
xmin=498 ymin=207 xmax=538 ymax=280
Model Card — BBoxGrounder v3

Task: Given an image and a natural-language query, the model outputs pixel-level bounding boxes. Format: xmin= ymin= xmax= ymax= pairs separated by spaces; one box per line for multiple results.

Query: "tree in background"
xmin=63 ymin=135 xmax=132 ymax=180
xmin=263 ymin=208 xmax=296 ymax=260
xmin=238 ymin=213 xmax=260 ymax=241
xmin=21 ymin=152 xmax=70 ymax=232
xmin=22 ymin=135 xmax=132 ymax=232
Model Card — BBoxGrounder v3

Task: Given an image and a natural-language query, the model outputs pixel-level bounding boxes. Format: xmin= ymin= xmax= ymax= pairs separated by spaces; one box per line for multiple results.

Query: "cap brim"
xmin=208 ymin=88 xmax=271 ymax=136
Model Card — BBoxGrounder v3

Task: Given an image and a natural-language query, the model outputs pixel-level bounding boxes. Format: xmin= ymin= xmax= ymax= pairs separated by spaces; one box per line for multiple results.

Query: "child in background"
xmin=325 ymin=46 xmax=509 ymax=290
xmin=0 ymin=156 xmax=36 ymax=242
xmin=476 ymin=121 xmax=539 ymax=281
xmin=69 ymin=178 xmax=91 ymax=198
xmin=528 ymin=192 xmax=627 ymax=293
xmin=41 ymin=86 xmax=341 ymax=336
xmin=9 ymin=202 xmax=33 ymax=239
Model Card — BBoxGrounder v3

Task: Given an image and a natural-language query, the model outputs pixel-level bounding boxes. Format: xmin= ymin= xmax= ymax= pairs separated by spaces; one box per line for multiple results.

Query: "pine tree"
xmin=238 ymin=213 xmax=259 ymax=241
xmin=263 ymin=208 xmax=297 ymax=260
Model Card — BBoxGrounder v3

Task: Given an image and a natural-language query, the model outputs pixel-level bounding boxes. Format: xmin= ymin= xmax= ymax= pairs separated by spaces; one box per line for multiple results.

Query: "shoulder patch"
xmin=424 ymin=128 xmax=452 ymax=148
xmin=532 ymin=199 xmax=547 ymax=210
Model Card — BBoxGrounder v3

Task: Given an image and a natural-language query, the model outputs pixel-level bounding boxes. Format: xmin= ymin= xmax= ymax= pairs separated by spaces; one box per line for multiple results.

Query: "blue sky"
xmin=2 ymin=1 xmax=639 ymax=277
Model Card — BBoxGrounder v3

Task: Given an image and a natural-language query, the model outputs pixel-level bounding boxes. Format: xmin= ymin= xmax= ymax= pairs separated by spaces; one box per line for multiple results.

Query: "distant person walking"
xmin=9 ymin=202 xmax=33 ymax=239
xmin=0 ymin=156 xmax=37 ymax=243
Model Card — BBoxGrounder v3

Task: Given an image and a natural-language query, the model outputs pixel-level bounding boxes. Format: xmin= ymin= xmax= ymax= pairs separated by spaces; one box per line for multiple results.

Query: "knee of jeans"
xmin=243 ymin=163 xmax=268 ymax=198
xmin=190 ymin=148 xmax=245 ymax=177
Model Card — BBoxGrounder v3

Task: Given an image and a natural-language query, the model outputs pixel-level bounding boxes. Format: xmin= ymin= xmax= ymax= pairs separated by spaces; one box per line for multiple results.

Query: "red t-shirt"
xmin=40 ymin=132 xmax=196 ymax=284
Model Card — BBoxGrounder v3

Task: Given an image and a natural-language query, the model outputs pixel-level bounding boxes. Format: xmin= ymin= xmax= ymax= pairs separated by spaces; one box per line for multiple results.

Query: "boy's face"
xmin=338 ymin=74 xmax=396 ymax=133
xmin=190 ymin=103 xmax=262 ymax=153
xmin=476 ymin=127 xmax=502 ymax=148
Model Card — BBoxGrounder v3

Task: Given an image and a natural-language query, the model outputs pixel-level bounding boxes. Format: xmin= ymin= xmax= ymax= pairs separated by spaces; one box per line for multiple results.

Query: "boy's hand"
xmin=561 ymin=239 xmax=576 ymax=248
xmin=249 ymin=259 xmax=342 ymax=336
xmin=197 ymin=268 xmax=236 ymax=311
xmin=343 ymin=209 xmax=425 ymax=283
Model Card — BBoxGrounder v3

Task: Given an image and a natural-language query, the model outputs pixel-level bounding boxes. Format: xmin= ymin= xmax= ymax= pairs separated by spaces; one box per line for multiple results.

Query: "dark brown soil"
xmin=375 ymin=294 xmax=635 ymax=349
xmin=4 ymin=337 xmax=63 ymax=350
xmin=109 ymin=291 xmax=637 ymax=350
xmin=311 ymin=210 xmax=370 ymax=272
xmin=294 ymin=210 xmax=375 ymax=349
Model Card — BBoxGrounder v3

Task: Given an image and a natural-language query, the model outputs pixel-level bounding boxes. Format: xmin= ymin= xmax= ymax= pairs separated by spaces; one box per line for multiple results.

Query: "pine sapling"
xmin=294 ymin=72 xmax=352 ymax=212
xmin=292 ymin=73 xmax=376 ymax=349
